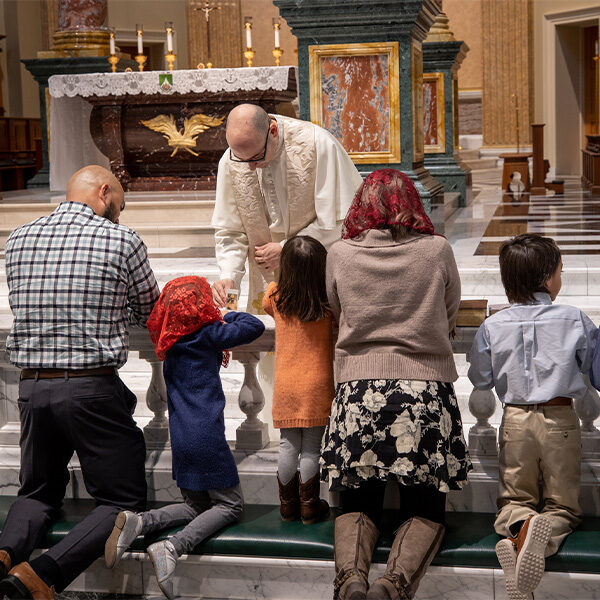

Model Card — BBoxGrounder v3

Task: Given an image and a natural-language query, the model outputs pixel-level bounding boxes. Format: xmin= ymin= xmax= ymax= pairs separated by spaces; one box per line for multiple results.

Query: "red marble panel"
xmin=423 ymin=80 xmax=438 ymax=146
xmin=58 ymin=0 xmax=107 ymax=30
xmin=320 ymin=55 xmax=389 ymax=153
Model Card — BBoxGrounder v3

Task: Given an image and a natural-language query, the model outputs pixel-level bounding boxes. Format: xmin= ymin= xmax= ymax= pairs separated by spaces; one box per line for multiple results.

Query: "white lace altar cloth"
xmin=49 ymin=66 xmax=296 ymax=98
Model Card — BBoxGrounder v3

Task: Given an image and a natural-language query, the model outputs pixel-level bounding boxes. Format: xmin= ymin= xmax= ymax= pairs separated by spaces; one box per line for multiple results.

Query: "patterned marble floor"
xmin=445 ymin=168 xmax=598 ymax=262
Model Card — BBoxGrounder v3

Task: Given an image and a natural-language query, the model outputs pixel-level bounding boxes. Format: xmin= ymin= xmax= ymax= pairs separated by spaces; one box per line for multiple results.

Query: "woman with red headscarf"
xmin=321 ymin=169 xmax=471 ymax=600
xmin=104 ymin=276 xmax=264 ymax=599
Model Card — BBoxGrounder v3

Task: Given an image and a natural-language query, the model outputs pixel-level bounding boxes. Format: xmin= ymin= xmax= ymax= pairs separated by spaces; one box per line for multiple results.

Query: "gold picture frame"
xmin=308 ymin=41 xmax=400 ymax=164
xmin=423 ymin=72 xmax=445 ymax=154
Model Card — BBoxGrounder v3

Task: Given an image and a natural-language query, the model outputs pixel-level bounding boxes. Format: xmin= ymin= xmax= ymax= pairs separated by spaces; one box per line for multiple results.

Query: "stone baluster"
xmin=136 ymin=342 xmax=169 ymax=449
xmin=467 ymin=388 xmax=498 ymax=456
xmin=233 ymin=352 xmax=270 ymax=451
xmin=575 ymin=376 xmax=600 ymax=458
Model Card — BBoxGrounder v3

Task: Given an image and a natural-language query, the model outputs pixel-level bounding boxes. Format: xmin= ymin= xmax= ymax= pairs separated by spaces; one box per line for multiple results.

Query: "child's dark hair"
xmin=274 ymin=235 xmax=329 ymax=322
xmin=499 ymin=233 xmax=561 ymax=304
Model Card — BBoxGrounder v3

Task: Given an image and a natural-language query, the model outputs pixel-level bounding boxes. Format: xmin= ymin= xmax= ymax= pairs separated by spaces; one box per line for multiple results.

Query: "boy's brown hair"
xmin=499 ymin=233 xmax=561 ymax=304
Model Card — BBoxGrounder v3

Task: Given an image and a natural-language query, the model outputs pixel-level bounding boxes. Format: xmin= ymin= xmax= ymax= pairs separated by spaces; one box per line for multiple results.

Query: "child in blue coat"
xmin=104 ymin=276 xmax=264 ymax=599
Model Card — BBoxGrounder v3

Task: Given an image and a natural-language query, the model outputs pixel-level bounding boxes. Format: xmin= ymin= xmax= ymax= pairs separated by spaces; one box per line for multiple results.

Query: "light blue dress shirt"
xmin=467 ymin=293 xmax=597 ymax=404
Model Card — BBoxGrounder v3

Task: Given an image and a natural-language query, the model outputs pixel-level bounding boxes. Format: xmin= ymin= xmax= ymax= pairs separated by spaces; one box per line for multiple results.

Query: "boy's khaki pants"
xmin=494 ymin=404 xmax=582 ymax=556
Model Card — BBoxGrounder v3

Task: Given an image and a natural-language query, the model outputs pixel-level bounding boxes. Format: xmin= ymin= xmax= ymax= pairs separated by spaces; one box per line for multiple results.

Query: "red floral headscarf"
xmin=342 ymin=168 xmax=435 ymax=239
xmin=147 ymin=276 xmax=229 ymax=366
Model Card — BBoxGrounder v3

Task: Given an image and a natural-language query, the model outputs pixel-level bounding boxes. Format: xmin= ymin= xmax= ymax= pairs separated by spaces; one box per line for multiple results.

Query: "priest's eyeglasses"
xmin=229 ymin=123 xmax=271 ymax=163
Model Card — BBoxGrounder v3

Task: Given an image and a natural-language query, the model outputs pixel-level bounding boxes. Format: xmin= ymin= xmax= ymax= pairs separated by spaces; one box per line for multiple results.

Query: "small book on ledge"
xmin=456 ymin=299 xmax=488 ymax=327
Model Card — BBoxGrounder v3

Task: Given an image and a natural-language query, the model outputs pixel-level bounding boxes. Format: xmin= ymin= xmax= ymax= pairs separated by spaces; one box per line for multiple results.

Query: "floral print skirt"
xmin=320 ymin=379 xmax=472 ymax=493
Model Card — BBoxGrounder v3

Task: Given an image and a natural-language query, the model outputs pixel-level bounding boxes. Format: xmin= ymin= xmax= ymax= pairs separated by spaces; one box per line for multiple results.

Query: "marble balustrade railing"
xmin=0 ymin=316 xmax=599 ymax=467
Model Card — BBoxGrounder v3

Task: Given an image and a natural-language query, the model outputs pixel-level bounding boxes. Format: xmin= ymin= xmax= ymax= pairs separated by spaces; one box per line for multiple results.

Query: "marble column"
xmin=481 ymin=0 xmax=533 ymax=150
xmin=423 ymin=12 xmax=471 ymax=207
xmin=274 ymin=0 xmax=444 ymax=212
xmin=38 ymin=0 xmax=110 ymax=58
xmin=23 ymin=0 xmax=134 ymax=188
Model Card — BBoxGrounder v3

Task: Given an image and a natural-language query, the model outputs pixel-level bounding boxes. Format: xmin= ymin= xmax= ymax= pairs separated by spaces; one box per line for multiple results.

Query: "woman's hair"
xmin=342 ymin=168 xmax=434 ymax=239
xmin=273 ymin=235 xmax=329 ymax=322
xmin=499 ymin=233 xmax=561 ymax=304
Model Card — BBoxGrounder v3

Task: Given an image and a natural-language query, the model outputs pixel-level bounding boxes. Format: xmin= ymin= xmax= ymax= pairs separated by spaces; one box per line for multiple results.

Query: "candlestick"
xmin=109 ymin=27 xmax=116 ymax=55
xmin=272 ymin=17 xmax=280 ymax=48
xmin=136 ymin=24 xmax=143 ymax=54
xmin=108 ymin=54 xmax=119 ymax=73
xmin=272 ymin=47 xmax=283 ymax=67
xmin=165 ymin=21 xmax=174 ymax=53
xmin=244 ymin=17 xmax=253 ymax=50
xmin=135 ymin=54 xmax=147 ymax=71
xmin=165 ymin=51 xmax=176 ymax=71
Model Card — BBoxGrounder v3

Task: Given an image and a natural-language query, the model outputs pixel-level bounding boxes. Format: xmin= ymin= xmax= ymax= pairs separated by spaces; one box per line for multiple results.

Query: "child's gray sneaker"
xmin=496 ymin=538 xmax=534 ymax=600
xmin=104 ymin=511 xmax=143 ymax=568
xmin=147 ymin=539 xmax=178 ymax=600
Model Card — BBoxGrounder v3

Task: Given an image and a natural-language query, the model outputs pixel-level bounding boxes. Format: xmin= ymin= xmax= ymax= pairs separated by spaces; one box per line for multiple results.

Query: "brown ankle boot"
xmin=333 ymin=512 xmax=379 ymax=600
xmin=299 ymin=472 xmax=329 ymax=524
xmin=278 ymin=471 xmax=300 ymax=521
xmin=0 ymin=550 xmax=11 ymax=579
xmin=366 ymin=517 xmax=445 ymax=600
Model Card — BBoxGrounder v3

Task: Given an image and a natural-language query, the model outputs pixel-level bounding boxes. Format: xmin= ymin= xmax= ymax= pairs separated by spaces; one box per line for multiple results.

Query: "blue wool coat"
xmin=163 ymin=311 xmax=265 ymax=491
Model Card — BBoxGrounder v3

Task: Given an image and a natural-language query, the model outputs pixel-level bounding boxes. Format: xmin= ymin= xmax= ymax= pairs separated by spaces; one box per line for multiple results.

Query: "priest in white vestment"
xmin=211 ymin=103 xmax=362 ymax=313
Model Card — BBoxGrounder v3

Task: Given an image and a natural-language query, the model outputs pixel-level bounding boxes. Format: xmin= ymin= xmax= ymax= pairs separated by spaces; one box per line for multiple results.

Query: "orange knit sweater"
xmin=262 ymin=281 xmax=335 ymax=429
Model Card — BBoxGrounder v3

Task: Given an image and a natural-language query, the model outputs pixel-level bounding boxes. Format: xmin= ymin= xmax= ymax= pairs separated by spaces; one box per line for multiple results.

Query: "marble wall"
xmin=320 ymin=54 xmax=390 ymax=153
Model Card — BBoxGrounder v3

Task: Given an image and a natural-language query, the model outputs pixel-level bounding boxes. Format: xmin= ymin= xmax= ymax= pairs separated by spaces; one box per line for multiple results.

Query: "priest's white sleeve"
xmin=212 ymin=154 xmax=249 ymax=289
xmin=296 ymin=125 xmax=363 ymax=250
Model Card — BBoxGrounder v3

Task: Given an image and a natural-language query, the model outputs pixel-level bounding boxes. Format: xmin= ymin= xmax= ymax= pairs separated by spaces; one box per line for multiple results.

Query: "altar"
xmin=48 ymin=66 xmax=298 ymax=191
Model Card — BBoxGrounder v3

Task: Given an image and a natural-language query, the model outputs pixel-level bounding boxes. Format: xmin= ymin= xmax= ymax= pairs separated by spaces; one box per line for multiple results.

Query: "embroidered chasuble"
xmin=213 ymin=115 xmax=363 ymax=314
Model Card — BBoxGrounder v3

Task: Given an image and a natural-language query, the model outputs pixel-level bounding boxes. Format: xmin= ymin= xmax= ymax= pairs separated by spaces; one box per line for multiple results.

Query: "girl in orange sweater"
xmin=262 ymin=236 xmax=335 ymax=525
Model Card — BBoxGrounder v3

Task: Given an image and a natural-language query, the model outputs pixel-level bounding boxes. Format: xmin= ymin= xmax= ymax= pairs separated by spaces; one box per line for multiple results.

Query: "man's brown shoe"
xmin=513 ymin=514 xmax=552 ymax=594
xmin=0 ymin=550 xmax=11 ymax=579
xmin=0 ymin=562 xmax=55 ymax=600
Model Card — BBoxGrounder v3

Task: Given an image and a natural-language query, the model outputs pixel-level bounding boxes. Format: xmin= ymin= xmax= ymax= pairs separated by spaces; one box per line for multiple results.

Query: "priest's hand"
xmin=255 ymin=243 xmax=282 ymax=271
xmin=212 ymin=278 xmax=234 ymax=307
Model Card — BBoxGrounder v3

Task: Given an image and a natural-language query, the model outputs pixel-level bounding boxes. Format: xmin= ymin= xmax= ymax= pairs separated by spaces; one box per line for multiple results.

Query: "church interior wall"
xmin=239 ymin=0 xmax=296 ymax=67
xmin=442 ymin=0 xmax=483 ymax=139
xmin=107 ymin=0 xmax=190 ymax=69
xmin=533 ymin=0 xmax=600 ymax=174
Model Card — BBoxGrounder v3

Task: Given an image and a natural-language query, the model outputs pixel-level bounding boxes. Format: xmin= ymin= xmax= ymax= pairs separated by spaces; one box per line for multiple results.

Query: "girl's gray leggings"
xmin=278 ymin=426 xmax=326 ymax=485
xmin=140 ymin=484 xmax=243 ymax=556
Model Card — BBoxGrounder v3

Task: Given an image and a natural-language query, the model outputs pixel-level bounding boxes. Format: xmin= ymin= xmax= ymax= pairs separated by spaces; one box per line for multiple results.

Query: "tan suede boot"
xmin=366 ymin=517 xmax=445 ymax=600
xmin=333 ymin=512 xmax=379 ymax=600
xmin=299 ymin=472 xmax=330 ymax=524
xmin=277 ymin=472 xmax=300 ymax=521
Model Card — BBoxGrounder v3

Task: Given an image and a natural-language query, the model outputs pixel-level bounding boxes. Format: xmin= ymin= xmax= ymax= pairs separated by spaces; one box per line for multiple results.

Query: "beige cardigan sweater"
xmin=326 ymin=229 xmax=461 ymax=383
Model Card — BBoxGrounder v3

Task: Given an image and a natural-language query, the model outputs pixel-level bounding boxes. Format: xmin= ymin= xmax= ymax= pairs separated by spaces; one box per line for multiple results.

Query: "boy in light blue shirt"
xmin=467 ymin=233 xmax=597 ymax=600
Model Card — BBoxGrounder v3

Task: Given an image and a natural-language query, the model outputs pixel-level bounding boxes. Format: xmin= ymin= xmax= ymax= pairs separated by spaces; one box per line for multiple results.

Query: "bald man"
xmin=0 ymin=166 xmax=159 ymax=598
xmin=211 ymin=104 xmax=363 ymax=310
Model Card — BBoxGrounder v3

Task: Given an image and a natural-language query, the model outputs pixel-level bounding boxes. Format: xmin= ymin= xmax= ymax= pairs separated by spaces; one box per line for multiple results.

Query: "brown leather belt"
xmin=21 ymin=367 xmax=116 ymax=380
xmin=506 ymin=396 xmax=572 ymax=407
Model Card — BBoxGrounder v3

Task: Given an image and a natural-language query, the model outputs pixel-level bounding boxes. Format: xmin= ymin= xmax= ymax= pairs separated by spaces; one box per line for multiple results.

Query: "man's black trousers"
xmin=0 ymin=373 xmax=147 ymax=591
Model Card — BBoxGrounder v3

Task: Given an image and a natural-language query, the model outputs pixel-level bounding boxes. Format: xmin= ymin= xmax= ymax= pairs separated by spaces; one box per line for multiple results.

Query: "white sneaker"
xmin=148 ymin=540 xmax=178 ymax=600
xmin=514 ymin=514 xmax=552 ymax=593
xmin=104 ymin=511 xmax=143 ymax=568
xmin=496 ymin=538 xmax=534 ymax=600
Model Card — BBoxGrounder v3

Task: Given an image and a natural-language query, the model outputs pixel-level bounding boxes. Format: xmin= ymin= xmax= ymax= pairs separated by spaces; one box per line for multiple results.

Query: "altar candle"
xmin=165 ymin=22 xmax=174 ymax=52
xmin=273 ymin=18 xmax=280 ymax=47
xmin=596 ymin=40 xmax=599 ymax=56
xmin=244 ymin=18 xmax=252 ymax=49
xmin=109 ymin=29 xmax=116 ymax=55
xmin=136 ymin=24 xmax=143 ymax=54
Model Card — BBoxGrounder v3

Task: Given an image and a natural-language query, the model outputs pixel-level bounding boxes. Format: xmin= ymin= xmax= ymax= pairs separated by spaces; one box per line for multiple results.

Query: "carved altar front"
xmin=48 ymin=67 xmax=297 ymax=191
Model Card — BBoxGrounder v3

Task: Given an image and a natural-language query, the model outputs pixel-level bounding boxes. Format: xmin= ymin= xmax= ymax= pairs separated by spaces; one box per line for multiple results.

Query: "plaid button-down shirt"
xmin=5 ymin=202 xmax=160 ymax=369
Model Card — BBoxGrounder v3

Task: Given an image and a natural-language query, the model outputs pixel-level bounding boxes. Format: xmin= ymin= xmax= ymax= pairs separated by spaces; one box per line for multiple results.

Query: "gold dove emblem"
xmin=140 ymin=113 xmax=225 ymax=157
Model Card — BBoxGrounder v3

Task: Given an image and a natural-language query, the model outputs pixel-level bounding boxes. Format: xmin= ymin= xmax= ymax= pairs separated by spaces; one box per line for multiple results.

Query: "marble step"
xmin=0 ymin=198 xmax=216 ymax=229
